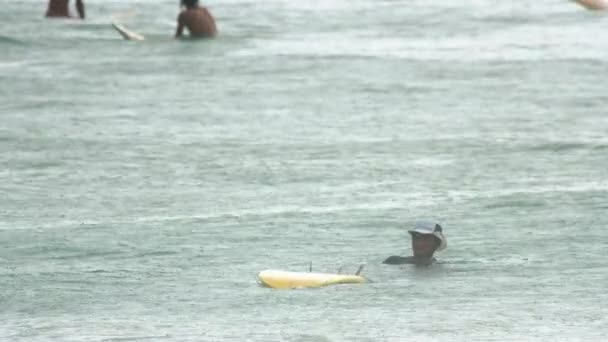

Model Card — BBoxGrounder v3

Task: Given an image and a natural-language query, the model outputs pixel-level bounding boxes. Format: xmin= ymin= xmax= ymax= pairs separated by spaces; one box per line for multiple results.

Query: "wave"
xmin=448 ymin=181 xmax=608 ymax=205
xmin=484 ymin=198 xmax=547 ymax=210
xmin=525 ymin=142 xmax=608 ymax=152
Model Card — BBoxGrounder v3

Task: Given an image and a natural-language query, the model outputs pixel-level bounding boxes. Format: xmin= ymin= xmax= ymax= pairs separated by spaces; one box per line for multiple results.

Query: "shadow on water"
xmin=0 ymin=35 xmax=25 ymax=45
xmin=284 ymin=334 xmax=333 ymax=342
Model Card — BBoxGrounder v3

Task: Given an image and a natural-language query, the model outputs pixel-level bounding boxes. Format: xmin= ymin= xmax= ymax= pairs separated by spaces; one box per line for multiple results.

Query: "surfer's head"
xmin=181 ymin=0 xmax=199 ymax=8
xmin=409 ymin=221 xmax=447 ymax=257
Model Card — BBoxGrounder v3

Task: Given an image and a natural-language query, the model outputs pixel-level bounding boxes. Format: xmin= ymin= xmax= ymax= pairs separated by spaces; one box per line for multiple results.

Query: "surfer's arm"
xmin=76 ymin=0 xmax=85 ymax=19
xmin=175 ymin=13 xmax=185 ymax=38
xmin=383 ymin=256 xmax=412 ymax=265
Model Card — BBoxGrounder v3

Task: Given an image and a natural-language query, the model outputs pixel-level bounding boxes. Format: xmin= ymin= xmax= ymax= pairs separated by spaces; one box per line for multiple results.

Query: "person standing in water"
xmin=45 ymin=0 xmax=85 ymax=19
xmin=175 ymin=0 xmax=217 ymax=38
xmin=383 ymin=221 xmax=447 ymax=266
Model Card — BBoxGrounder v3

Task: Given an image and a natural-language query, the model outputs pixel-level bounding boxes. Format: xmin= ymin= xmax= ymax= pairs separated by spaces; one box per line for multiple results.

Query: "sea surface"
xmin=1 ymin=1 xmax=608 ymax=341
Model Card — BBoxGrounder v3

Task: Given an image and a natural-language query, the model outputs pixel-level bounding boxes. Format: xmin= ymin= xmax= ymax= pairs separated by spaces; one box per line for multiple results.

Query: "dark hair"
xmin=181 ymin=0 xmax=199 ymax=7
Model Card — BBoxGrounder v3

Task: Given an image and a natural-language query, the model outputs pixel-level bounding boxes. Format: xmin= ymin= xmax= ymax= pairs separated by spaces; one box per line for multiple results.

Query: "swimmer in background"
xmin=45 ymin=0 xmax=85 ymax=19
xmin=175 ymin=0 xmax=217 ymax=39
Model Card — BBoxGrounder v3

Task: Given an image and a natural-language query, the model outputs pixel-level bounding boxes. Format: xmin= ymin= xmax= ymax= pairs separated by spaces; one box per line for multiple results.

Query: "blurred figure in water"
xmin=46 ymin=0 xmax=85 ymax=19
xmin=175 ymin=0 xmax=217 ymax=38
xmin=383 ymin=221 xmax=447 ymax=266
xmin=573 ymin=0 xmax=607 ymax=10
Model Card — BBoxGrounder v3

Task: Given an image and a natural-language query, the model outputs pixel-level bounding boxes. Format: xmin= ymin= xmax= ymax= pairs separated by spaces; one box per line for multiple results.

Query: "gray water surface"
xmin=1 ymin=1 xmax=607 ymax=341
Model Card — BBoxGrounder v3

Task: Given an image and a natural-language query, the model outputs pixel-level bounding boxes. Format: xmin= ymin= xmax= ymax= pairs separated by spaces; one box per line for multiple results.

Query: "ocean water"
xmin=1 ymin=0 xmax=608 ymax=341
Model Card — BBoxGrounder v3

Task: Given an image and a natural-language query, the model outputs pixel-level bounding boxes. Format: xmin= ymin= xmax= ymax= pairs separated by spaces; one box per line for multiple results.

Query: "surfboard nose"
xmin=112 ymin=21 xmax=145 ymax=41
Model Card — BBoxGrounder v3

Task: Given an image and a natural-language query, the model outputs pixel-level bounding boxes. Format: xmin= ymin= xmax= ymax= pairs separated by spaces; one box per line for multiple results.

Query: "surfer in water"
xmin=573 ymin=0 xmax=607 ymax=10
xmin=175 ymin=0 xmax=217 ymax=38
xmin=383 ymin=221 xmax=447 ymax=266
xmin=45 ymin=0 xmax=85 ymax=19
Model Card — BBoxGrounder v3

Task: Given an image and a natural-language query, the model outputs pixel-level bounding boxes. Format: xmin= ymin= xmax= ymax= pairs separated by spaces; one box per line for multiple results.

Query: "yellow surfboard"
xmin=257 ymin=270 xmax=367 ymax=289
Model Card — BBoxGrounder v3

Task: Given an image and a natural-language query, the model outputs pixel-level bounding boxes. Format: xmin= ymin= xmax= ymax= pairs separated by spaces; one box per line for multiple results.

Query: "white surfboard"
xmin=112 ymin=21 xmax=145 ymax=41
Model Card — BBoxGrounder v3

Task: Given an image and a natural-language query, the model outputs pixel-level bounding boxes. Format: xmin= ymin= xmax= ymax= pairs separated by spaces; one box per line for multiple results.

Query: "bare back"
xmin=177 ymin=7 xmax=217 ymax=38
